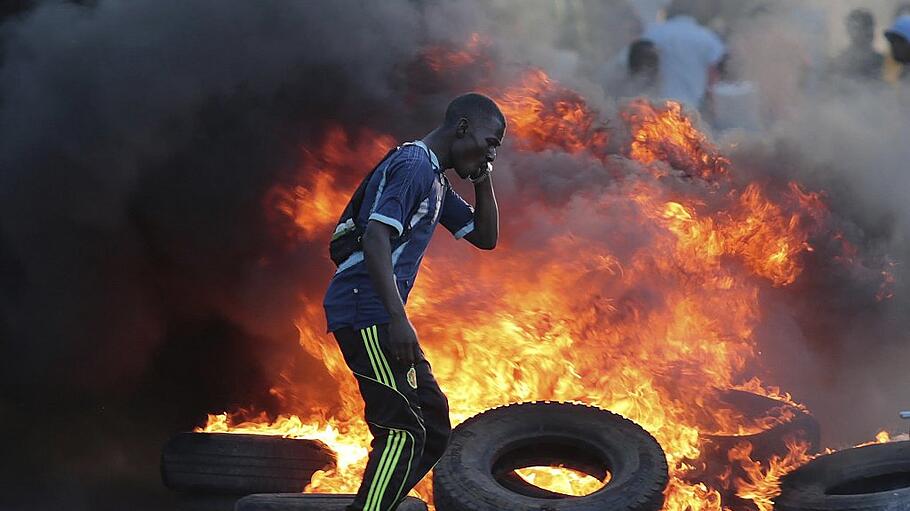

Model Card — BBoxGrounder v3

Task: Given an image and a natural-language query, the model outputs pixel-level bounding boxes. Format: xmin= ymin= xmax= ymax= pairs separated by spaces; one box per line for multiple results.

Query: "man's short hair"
xmin=444 ymin=93 xmax=506 ymax=129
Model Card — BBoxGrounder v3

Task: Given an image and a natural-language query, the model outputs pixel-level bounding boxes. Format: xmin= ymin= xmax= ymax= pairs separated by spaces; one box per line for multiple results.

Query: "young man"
xmin=323 ymin=93 xmax=505 ymax=511
xmin=830 ymin=9 xmax=884 ymax=81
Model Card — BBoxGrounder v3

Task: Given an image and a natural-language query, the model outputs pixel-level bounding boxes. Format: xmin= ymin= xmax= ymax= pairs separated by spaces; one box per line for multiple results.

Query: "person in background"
xmin=642 ymin=0 xmax=726 ymax=110
xmin=886 ymin=15 xmax=910 ymax=69
xmin=616 ymin=39 xmax=661 ymax=98
xmin=884 ymin=6 xmax=910 ymax=83
xmin=831 ymin=9 xmax=884 ymax=81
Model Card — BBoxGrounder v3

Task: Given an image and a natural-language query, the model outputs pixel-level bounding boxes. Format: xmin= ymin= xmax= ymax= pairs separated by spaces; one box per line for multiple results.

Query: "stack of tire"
xmin=165 ymin=403 xmax=672 ymax=511
xmin=683 ymin=389 xmax=821 ymax=510
xmin=160 ymin=432 xmax=336 ymax=510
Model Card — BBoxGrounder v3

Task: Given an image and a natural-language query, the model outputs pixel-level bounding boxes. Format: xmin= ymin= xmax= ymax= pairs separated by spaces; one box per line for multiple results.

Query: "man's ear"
xmin=455 ymin=117 xmax=469 ymax=138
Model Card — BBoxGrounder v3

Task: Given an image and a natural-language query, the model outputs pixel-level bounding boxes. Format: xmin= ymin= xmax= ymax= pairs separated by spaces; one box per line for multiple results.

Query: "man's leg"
xmin=405 ymin=351 xmax=452 ymax=488
xmin=333 ymin=325 xmax=427 ymax=511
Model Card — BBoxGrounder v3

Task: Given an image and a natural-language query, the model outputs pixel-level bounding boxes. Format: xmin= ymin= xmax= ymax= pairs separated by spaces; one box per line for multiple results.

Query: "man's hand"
xmin=468 ymin=162 xmax=492 ymax=184
xmin=363 ymin=220 xmax=418 ymax=365
xmin=389 ymin=314 xmax=419 ymax=366
xmin=463 ymin=163 xmax=499 ymax=250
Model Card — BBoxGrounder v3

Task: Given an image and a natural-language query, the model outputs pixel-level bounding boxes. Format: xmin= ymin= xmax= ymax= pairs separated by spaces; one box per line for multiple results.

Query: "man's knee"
xmin=405 ymin=421 xmax=428 ymax=450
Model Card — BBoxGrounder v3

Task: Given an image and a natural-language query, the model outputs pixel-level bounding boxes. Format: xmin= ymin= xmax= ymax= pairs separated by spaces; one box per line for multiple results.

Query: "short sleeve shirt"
xmin=643 ymin=16 xmax=726 ymax=108
xmin=323 ymin=141 xmax=475 ymax=332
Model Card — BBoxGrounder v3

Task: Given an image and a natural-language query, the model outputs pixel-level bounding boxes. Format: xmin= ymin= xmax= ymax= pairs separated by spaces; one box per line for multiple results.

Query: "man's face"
xmin=450 ymin=117 xmax=505 ymax=179
xmin=889 ymin=34 xmax=910 ymax=63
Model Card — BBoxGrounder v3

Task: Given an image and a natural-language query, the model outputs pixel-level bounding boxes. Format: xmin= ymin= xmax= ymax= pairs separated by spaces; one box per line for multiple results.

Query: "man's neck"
xmin=421 ymin=127 xmax=453 ymax=170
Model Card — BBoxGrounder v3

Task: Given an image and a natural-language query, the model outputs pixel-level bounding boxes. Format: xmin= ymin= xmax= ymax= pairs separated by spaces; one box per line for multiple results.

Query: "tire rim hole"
xmin=826 ymin=471 xmax=910 ymax=496
xmin=490 ymin=436 xmax=613 ymax=499
xmin=514 ymin=465 xmax=611 ymax=497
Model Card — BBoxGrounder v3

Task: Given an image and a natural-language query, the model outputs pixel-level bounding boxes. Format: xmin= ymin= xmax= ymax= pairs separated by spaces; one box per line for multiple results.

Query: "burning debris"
xmin=3 ymin=3 xmax=908 ymax=511
xmin=197 ymin=60 xmax=894 ymax=509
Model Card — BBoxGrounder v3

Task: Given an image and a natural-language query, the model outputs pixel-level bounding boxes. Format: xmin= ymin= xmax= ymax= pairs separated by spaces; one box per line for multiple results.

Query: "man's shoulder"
xmin=387 ymin=144 xmax=435 ymax=183
xmin=373 ymin=143 xmax=435 ymax=202
xmin=395 ymin=144 xmax=433 ymax=167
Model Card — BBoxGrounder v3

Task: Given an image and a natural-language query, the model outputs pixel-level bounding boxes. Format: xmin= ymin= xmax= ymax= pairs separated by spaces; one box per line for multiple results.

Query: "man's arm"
xmin=464 ymin=175 xmax=499 ymax=250
xmin=362 ymin=219 xmax=418 ymax=365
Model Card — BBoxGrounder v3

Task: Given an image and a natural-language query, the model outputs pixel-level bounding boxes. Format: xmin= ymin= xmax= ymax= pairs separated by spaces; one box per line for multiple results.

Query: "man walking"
xmin=323 ymin=93 xmax=505 ymax=511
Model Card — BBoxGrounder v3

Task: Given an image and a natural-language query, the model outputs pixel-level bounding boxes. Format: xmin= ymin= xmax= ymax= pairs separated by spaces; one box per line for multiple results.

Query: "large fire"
xmin=492 ymin=68 xmax=610 ymax=156
xmin=198 ymin=63 xmax=890 ymax=510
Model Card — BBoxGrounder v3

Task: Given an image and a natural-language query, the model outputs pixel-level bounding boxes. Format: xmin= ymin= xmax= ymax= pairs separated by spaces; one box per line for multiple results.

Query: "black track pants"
xmin=333 ymin=324 xmax=452 ymax=511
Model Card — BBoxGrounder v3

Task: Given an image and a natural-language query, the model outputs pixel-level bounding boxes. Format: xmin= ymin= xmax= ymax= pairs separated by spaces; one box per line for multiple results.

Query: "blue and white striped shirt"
xmin=323 ymin=141 xmax=475 ymax=332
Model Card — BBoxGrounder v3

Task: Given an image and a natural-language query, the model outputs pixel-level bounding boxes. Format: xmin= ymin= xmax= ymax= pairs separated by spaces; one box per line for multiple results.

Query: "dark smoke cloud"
xmin=699 ymin=0 xmax=910 ymax=446
xmin=724 ymin=88 xmax=910 ymax=447
xmin=0 ymin=0 xmax=422 ymax=395
xmin=0 ymin=1 xmax=634 ymax=508
xmin=0 ymin=1 xmax=458 ymax=508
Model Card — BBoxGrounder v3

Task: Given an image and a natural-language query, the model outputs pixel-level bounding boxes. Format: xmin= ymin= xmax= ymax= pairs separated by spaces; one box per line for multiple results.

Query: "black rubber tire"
xmin=234 ymin=493 xmax=428 ymax=511
xmin=161 ymin=432 xmax=336 ymax=495
xmin=701 ymin=390 xmax=821 ymax=460
xmin=174 ymin=494 xmax=242 ymax=511
xmin=684 ymin=390 xmax=820 ymax=511
xmin=775 ymin=441 xmax=910 ymax=511
xmin=432 ymin=401 xmax=669 ymax=511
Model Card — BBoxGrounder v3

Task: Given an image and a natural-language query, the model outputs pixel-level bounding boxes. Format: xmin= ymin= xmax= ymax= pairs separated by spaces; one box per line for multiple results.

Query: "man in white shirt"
xmin=642 ymin=0 xmax=725 ymax=109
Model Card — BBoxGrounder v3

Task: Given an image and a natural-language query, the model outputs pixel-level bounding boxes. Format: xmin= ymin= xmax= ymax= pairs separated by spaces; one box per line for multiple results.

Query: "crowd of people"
xmin=601 ymin=0 xmax=910 ymax=133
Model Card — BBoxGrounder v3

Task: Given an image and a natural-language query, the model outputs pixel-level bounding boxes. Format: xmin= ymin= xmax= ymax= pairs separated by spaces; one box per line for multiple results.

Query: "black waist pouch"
xmin=329 ymin=146 xmax=400 ymax=267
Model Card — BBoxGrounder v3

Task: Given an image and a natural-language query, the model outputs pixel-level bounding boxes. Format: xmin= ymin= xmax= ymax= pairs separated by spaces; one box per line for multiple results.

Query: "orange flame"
xmin=490 ymin=69 xmax=609 ymax=155
xmin=514 ymin=466 xmax=609 ymax=496
xmin=624 ymin=99 xmax=729 ymax=181
xmin=264 ymin=125 xmax=396 ymax=242
xmin=645 ymin=184 xmax=810 ymax=287
xmin=728 ymin=438 xmax=814 ymax=511
xmin=204 ymin=67 xmax=871 ymax=511
xmin=421 ymin=33 xmax=489 ymax=73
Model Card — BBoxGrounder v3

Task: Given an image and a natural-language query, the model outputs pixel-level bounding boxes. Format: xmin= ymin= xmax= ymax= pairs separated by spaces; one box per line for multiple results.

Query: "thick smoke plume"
xmin=1 ymin=1 xmax=909 ymax=510
xmin=0 ymin=1 xmax=470 ymax=508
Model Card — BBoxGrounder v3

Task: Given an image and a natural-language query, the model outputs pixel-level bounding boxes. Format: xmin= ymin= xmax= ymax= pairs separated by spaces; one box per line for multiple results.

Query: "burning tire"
xmin=685 ymin=389 xmax=820 ymax=510
xmin=700 ymin=389 xmax=821 ymax=459
xmin=432 ymin=401 xmax=669 ymax=511
xmin=161 ymin=432 xmax=336 ymax=495
xmin=234 ymin=493 xmax=428 ymax=511
xmin=775 ymin=441 xmax=910 ymax=511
